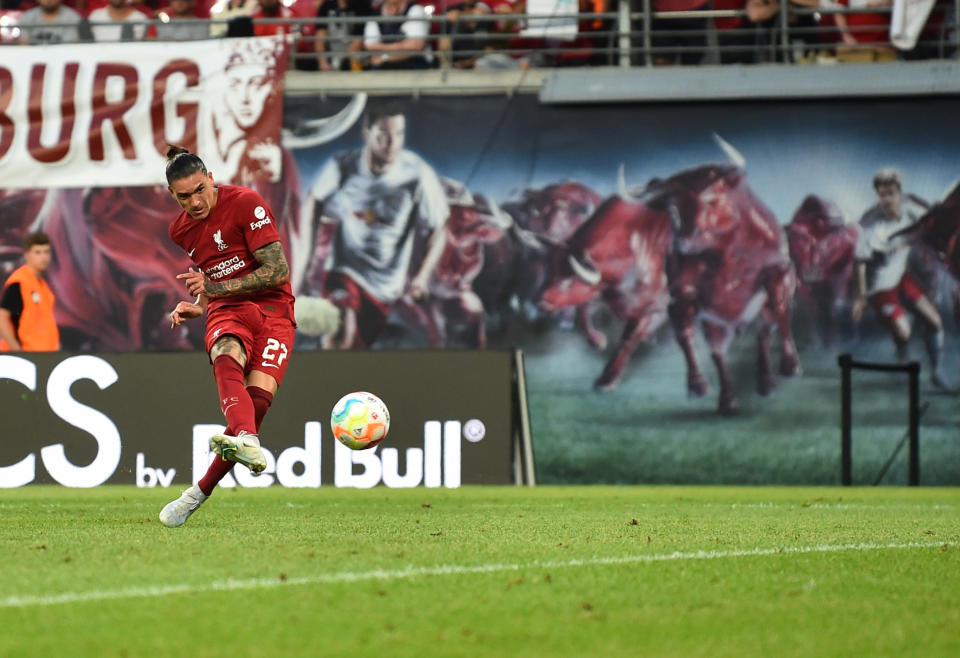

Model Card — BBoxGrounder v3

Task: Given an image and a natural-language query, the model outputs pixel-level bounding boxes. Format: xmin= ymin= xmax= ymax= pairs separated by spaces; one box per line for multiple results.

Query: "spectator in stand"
xmin=362 ymin=0 xmax=433 ymax=69
xmin=88 ymin=0 xmax=153 ymax=40
xmin=252 ymin=0 xmax=319 ymax=70
xmin=714 ymin=0 xmax=755 ymax=62
xmin=650 ymin=0 xmax=710 ymax=65
xmin=251 ymin=0 xmax=294 ymax=35
xmin=745 ymin=0 xmax=825 ymax=62
xmin=17 ymin=0 xmax=84 ymax=43
xmin=575 ymin=0 xmax=611 ymax=66
xmin=834 ymin=0 xmax=895 ymax=59
xmin=316 ymin=0 xmax=373 ymax=71
xmin=209 ymin=0 xmax=256 ymax=37
xmin=156 ymin=0 xmax=210 ymax=39
xmin=499 ymin=0 xmax=607 ymax=68
xmin=437 ymin=0 xmax=491 ymax=68
xmin=458 ymin=0 xmax=531 ymax=69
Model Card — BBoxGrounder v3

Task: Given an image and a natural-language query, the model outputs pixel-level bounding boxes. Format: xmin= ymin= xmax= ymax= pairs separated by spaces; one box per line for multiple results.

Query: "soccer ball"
xmin=331 ymin=391 xmax=390 ymax=450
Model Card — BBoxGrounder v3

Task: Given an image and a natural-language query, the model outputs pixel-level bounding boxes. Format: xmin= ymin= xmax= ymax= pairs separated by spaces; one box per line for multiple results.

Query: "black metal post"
xmin=839 ymin=354 xmax=852 ymax=486
xmin=908 ymin=361 xmax=920 ymax=486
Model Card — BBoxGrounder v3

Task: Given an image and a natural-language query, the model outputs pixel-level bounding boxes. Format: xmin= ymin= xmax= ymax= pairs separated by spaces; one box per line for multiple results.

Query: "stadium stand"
xmin=0 ymin=0 xmax=955 ymax=68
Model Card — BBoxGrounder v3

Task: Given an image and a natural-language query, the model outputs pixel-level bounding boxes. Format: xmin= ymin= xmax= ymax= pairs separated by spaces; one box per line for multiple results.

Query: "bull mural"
xmin=539 ymin=137 xmax=801 ymax=413
xmin=501 ymin=182 xmax=607 ymax=349
xmin=659 ymin=138 xmax=801 ymax=413
xmin=897 ymin=180 xmax=960 ymax=329
xmin=396 ymin=178 xmax=514 ymax=348
xmin=537 ymin=181 xmax=672 ymax=391
xmin=786 ymin=195 xmax=859 ymax=347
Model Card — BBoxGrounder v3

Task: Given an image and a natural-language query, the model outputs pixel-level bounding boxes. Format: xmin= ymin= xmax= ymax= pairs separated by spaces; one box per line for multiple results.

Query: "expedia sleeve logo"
xmin=251 ymin=206 xmax=272 ymax=230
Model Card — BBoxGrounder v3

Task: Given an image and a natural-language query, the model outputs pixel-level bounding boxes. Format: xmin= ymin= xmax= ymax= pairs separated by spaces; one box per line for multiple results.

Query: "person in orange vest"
xmin=0 ymin=232 xmax=61 ymax=352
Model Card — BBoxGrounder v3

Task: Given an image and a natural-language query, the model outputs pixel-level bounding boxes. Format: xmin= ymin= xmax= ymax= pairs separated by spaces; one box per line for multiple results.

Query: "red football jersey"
xmin=168 ymin=185 xmax=295 ymax=321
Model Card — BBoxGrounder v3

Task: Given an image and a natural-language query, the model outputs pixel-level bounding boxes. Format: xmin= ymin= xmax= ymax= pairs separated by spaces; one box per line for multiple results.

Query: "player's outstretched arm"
xmin=203 ymin=241 xmax=290 ymax=298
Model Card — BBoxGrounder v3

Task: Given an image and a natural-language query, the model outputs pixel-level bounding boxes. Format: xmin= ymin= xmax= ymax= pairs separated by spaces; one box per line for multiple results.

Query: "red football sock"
xmin=212 ymin=355 xmax=257 ymax=437
xmin=198 ymin=456 xmax=234 ymax=497
xmin=198 ymin=364 xmax=272 ymax=498
xmin=247 ymin=386 xmax=274 ymax=433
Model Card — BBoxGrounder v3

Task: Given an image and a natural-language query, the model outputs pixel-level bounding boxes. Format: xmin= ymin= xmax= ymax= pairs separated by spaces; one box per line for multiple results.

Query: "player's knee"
xmin=461 ymin=292 xmax=484 ymax=315
xmin=893 ymin=317 xmax=911 ymax=342
xmin=210 ymin=336 xmax=246 ymax=365
xmin=923 ymin=304 xmax=944 ymax=333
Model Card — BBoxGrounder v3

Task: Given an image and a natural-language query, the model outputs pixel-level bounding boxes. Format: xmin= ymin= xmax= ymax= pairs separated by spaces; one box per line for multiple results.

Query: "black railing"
xmin=0 ymin=4 xmax=956 ymax=69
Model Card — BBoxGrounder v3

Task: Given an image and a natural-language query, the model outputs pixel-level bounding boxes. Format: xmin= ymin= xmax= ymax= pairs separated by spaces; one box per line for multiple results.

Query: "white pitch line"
xmin=0 ymin=540 xmax=950 ymax=609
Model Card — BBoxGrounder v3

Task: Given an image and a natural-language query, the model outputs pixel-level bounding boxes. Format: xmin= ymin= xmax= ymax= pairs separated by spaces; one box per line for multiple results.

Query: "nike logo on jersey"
xmin=188 ymin=248 xmax=196 ymax=257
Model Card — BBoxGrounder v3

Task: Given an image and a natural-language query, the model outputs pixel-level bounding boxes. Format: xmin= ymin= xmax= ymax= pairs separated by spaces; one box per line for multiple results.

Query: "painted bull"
xmin=896 ymin=180 xmax=960 ymax=328
xmin=397 ymin=178 xmax=513 ymax=348
xmin=503 ymin=181 xmax=603 ymax=241
xmin=657 ymin=144 xmax=800 ymax=413
xmin=538 ymin=188 xmax=672 ymax=391
xmin=786 ymin=195 xmax=859 ymax=346
xmin=541 ymin=138 xmax=801 ymax=413
xmin=501 ymin=181 xmax=608 ymax=348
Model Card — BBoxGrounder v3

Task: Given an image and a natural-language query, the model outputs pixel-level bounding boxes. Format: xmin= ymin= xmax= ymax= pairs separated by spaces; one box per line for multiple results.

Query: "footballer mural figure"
xmin=300 ymin=100 xmax=450 ymax=349
xmin=852 ymin=168 xmax=952 ymax=389
xmin=159 ymin=146 xmax=296 ymax=528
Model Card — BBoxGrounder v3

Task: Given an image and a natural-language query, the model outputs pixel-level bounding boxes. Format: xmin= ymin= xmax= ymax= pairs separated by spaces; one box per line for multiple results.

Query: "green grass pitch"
xmin=1 ymin=485 xmax=958 ymax=657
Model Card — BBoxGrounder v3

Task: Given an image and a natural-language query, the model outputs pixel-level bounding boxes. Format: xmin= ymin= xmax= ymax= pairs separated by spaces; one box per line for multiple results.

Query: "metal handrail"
xmin=1 ymin=4 xmax=955 ymax=68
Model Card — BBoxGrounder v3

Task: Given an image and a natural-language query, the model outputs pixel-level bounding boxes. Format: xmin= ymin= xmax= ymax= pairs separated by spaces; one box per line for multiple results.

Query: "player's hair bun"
xmin=165 ymin=145 xmax=192 ymax=161
xmin=165 ymin=146 xmax=208 ymax=185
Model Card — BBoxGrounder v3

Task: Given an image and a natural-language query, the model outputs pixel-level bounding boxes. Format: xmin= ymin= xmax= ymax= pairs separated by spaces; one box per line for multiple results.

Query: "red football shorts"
xmin=323 ymin=271 xmax=390 ymax=348
xmin=868 ymin=271 xmax=925 ymax=321
xmin=205 ymin=301 xmax=296 ymax=385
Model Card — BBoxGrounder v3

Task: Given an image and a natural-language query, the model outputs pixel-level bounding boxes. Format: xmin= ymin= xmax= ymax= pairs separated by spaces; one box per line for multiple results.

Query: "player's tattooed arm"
xmin=203 ymin=242 xmax=290 ymax=297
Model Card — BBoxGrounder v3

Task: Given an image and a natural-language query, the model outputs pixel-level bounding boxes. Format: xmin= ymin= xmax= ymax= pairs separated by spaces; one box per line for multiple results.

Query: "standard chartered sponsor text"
xmin=206 ymin=256 xmax=246 ymax=279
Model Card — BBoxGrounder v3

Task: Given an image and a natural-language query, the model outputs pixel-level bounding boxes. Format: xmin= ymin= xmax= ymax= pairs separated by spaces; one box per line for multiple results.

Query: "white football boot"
xmin=209 ymin=431 xmax=267 ymax=475
xmin=159 ymin=484 xmax=208 ymax=528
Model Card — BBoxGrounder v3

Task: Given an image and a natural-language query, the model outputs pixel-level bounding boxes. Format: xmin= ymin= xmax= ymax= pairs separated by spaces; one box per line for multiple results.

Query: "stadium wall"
xmin=2 ymin=56 xmax=960 ymax=485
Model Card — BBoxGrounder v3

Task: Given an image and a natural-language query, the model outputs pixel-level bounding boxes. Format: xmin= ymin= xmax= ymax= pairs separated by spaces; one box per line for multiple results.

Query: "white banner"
xmin=890 ymin=0 xmax=936 ymax=50
xmin=520 ymin=0 xmax=579 ymax=40
xmin=0 ymin=36 xmax=288 ymax=189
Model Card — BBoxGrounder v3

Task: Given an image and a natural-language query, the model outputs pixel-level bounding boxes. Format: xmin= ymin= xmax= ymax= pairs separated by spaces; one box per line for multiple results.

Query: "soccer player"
xmin=159 ymin=146 xmax=296 ymax=528
xmin=852 ymin=168 xmax=951 ymax=389
xmin=300 ymin=100 xmax=450 ymax=348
